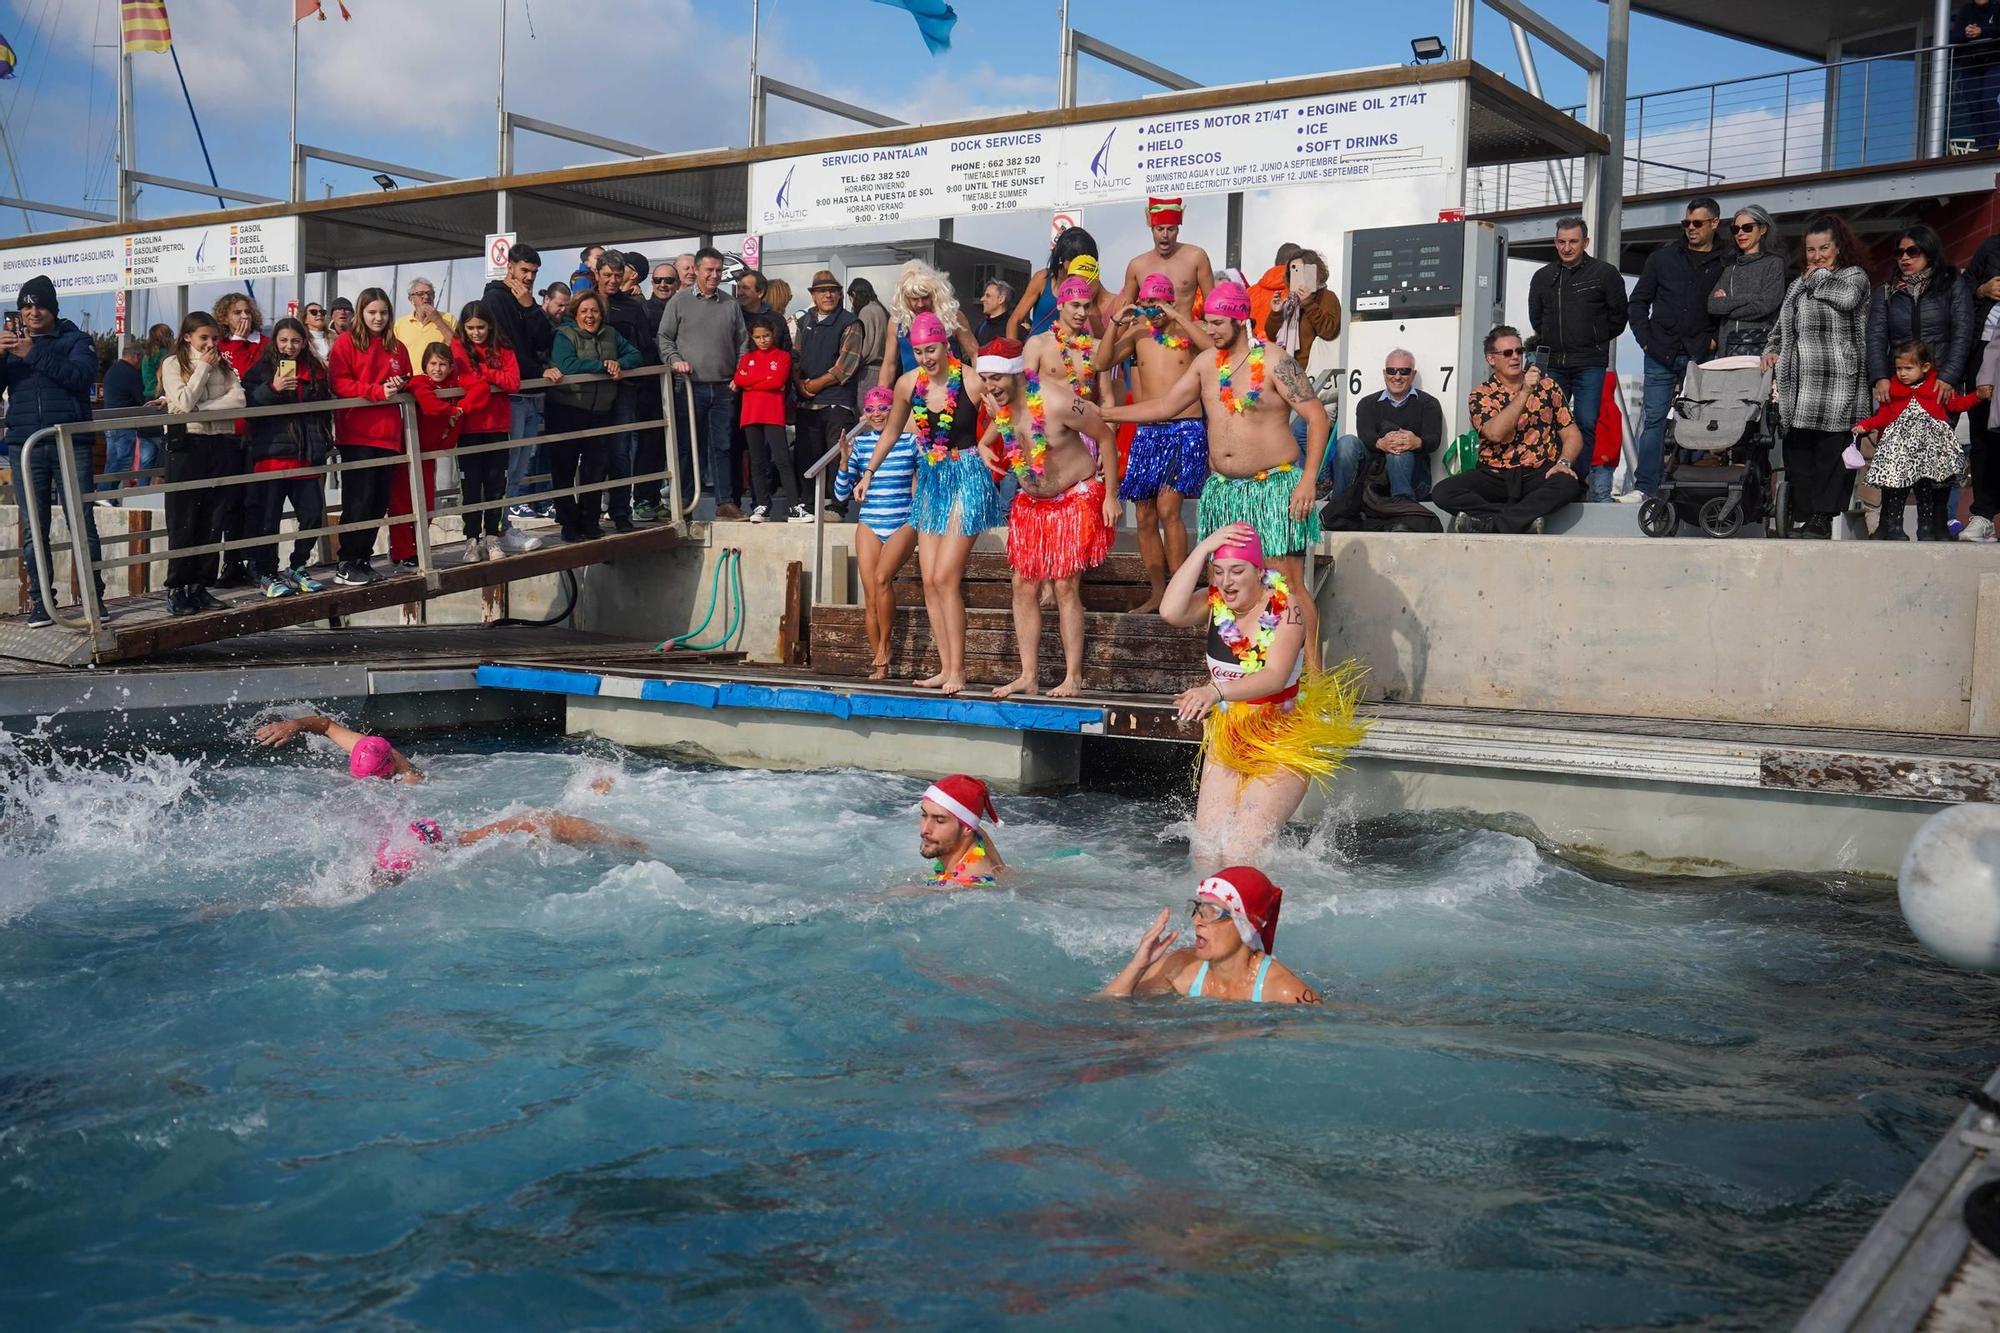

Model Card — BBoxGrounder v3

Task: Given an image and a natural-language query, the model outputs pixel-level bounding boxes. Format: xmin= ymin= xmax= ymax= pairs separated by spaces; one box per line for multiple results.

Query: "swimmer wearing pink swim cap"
xmin=253 ymin=713 xmax=423 ymax=783
xmin=371 ymin=811 xmax=646 ymax=886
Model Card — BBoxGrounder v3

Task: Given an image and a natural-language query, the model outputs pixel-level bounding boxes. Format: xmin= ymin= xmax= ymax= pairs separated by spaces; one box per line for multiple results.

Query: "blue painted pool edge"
xmin=473 ymin=666 xmax=1105 ymax=735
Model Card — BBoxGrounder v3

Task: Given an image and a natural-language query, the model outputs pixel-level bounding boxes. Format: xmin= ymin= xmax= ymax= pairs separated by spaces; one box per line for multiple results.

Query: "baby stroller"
xmin=1637 ymin=355 xmax=1785 ymax=539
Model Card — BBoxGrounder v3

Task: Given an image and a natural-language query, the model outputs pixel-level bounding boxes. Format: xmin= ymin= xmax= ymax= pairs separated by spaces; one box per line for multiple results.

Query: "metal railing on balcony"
xmin=2 ymin=364 xmax=701 ymax=645
xmin=1470 ymin=43 xmax=1985 ymax=215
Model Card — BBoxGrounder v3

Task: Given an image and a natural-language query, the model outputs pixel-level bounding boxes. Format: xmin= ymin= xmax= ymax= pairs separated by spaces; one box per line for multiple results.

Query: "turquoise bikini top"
xmin=1189 ymin=955 xmax=1273 ymax=1002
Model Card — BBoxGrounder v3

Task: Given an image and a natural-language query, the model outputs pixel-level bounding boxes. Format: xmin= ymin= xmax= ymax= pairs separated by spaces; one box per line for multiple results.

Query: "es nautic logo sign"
xmin=1077 ymin=126 xmax=1132 ymax=194
xmin=762 ymin=163 xmax=808 ymax=227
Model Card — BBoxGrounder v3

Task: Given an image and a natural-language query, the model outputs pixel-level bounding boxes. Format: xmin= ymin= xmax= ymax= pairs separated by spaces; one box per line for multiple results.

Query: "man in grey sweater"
xmin=659 ymin=246 xmax=750 ymax=518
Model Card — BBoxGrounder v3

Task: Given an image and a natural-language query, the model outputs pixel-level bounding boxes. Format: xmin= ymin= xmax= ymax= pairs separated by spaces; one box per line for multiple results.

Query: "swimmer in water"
xmin=916 ymin=774 xmax=1008 ymax=888
xmin=373 ymin=812 xmax=646 ymax=886
xmin=1100 ymin=866 xmax=1321 ymax=1004
xmin=253 ymin=713 xmax=423 ymax=782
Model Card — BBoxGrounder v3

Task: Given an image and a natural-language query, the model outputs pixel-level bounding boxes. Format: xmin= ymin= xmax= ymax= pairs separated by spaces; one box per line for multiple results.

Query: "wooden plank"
xmin=126 ymin=509 xmax=151 ymax=598
xmin=777 ymin=560 xmax=804 ymax=668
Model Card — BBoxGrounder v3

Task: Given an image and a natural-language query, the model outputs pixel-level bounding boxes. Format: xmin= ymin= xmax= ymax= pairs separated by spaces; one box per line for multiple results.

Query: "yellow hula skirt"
xmin=1198 ymin=659 xmax=1371 ymax=787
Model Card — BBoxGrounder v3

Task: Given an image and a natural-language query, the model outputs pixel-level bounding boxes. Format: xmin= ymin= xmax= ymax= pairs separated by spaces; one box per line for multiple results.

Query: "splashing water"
xmin=0 ymin=731 xmax=1994 ymax=1330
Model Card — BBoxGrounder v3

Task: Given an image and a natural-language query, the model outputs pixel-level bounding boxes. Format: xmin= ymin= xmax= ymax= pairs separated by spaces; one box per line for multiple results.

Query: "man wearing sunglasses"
xmin=1628 ymin=197 xmax=1727 ymax=497
xmin=1526 ymin=216 xmax=1627 ymax=501
xmin=1431 ymin=325 xmax=1585 ymax=534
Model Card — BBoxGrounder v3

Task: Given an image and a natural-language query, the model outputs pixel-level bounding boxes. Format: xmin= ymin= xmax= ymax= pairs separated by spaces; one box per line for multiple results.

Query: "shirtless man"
xmin=1102 ymin=272 xmax=1206 ymax=613
xmin=1113 ymin=197 xmax=1214 ymax=321
xmin=916 ymin=774 xmax=1007 ymax=888
xmin=1103 ymin=279 xmax=1327 ymax=668
xmin=979 ymin=318 xmax=1121 ymax=699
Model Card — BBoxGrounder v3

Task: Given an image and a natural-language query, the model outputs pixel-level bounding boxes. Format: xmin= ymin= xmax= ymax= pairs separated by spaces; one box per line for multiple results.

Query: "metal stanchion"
xmin=51 ymin=425 xmax=103 ymax=641
xmin=398 ymin=399 xmax=439 ymax=592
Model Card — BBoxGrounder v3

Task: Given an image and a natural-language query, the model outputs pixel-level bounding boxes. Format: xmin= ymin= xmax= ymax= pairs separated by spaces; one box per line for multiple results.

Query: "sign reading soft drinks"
xmin=747 ymin=83 xmax=1461 ymax=234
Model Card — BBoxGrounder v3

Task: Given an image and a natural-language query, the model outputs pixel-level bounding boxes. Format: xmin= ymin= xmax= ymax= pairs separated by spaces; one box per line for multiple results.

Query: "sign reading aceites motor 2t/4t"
xmin=748 ymin=83 xmax=1460 ymax=234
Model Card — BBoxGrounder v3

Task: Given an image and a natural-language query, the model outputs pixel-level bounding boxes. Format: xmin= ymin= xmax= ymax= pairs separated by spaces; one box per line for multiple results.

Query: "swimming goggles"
xmin=1187 ymin=898 xmax=1234 ymax=924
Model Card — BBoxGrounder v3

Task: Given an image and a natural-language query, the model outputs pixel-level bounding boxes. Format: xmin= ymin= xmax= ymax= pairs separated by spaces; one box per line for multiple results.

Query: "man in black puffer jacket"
xmin=593 ymin=250 xmax=654 ymax=531
xmin=1628 ymin=197 xmax=1727 ymax=497
xmin=2 ymin=274 xmax=103 ymax=626
xmin=1527 ymin=216 xmax=1628 ymax=500
xmin=480 ymin=242 xmax=557 ymax=525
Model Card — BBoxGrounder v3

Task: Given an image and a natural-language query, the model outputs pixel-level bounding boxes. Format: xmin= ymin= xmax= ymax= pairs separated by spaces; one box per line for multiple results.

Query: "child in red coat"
xmin=1851 ymin=339 xmax=1992 ymax=540
xmin=395 ymin=341 xmax=491 ymax=568
xmin=732 ymin=314 xmax=801 ymax=522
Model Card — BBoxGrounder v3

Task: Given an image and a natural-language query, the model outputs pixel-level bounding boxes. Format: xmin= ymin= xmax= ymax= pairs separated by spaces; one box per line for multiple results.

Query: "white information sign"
xmin=747 ymin=84 xmax=1460 ymax=235
xmin=0 ymin=217 xmax=302 ymax=300
xmin=485 ymin=231 xmax=516 ymax=280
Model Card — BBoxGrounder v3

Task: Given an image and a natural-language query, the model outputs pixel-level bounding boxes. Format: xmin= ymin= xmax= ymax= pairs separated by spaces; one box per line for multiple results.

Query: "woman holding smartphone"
xmin=157 ymin=312 xmax=247 ymax=616
xmin=325 ymin=287 xmax=411 ymax=584
xmin=241 ymin=317 xmax=333 ymax=597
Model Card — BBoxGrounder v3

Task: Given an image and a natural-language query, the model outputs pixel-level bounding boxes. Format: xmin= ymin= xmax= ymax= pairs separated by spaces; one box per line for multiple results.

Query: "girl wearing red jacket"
xmin=326 ymin=287 xmax=412 ymax=585
xmin=733 ymin=314 xmax=799 ymax=521
xmin=1852 ymin=339 xmax=1993 ymax=540
xmin=401 ymin=341 xmax=491 ymax=569
xmin=450 ymin=300 xmax=525 ymax=561
xmin=212 ymin=292 xmax=267 ymax=585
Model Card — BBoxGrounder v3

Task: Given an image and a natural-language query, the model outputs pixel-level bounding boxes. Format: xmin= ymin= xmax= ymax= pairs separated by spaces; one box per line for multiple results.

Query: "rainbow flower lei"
xmin=1208 ymin=570 xmax=1290 ymax=675
xmin=911 ymin=359 xmax=964 ymax=464
xmin=1148 ymin=311 xmax=1190 ymax=351
xmin=1215 ymin=336 xmax=1266 ymax=414
xmin=931 ymin=837 xmax=992 ymax=886
xmin=995 ymin=373 xmax=1049 ymax=481
xmin=1056 ymin=326 xmax=1096 ymax=400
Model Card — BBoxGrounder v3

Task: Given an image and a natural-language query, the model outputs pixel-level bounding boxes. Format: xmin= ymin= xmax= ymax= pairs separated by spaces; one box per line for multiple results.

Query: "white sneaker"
xmin=1961 ymin=515 xmax=1997 ymax=543
xmin=749 ymin=505 xmax=769 ymax=523
xmin=463 ymin=536 xmax=487 ymax=564
xmin=787 ymin=505 xmax=815 ymax=524
xmin=500 ymin=528 xmax=545 ymax=554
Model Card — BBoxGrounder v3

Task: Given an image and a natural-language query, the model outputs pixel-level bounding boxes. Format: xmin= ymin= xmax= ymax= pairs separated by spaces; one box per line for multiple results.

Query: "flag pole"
xmin=288 ymin=10 xmax=299 ymax=202
xmin=748 ymin=0 xmax=762 ymax=147
xmin=116 ymin=42 xmax=133 ymax=223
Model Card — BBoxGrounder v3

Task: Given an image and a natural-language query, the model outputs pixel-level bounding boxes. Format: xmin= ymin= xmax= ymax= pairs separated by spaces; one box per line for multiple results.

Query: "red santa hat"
xmin=921 ymin=774 xmax=1000 ymax=830
xmin=976 ymin=337 xmax=1025 ymax=375
xmin=1197 ymin=866 xmax=1283 ymax=954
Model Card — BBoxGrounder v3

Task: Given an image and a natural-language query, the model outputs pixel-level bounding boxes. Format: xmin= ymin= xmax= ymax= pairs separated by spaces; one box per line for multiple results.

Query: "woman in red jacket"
xmin=325 ymin=286 xmax=412 ymax=585
xmin=732 ymin=313 xmax=799 ymax=522
xmin=450 ymin=300 xmax=529 ymax=562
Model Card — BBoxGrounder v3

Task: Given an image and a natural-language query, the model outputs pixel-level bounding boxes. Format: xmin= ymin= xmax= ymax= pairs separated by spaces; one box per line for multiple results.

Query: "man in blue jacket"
xmin=1627 ymin=197 xmax=1726 ymax=497
xmin=3 ymin=274 xmax=103 ymax=627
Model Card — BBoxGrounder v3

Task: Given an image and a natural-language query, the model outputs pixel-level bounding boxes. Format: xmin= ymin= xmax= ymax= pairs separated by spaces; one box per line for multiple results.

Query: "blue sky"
xmin=0 ymin=0 xmax=1815 ymax=329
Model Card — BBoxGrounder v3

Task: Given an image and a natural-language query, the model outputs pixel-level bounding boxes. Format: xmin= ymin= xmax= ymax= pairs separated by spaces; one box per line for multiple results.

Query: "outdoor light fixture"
xmin=1411 ymin=36 xmax=1446 ymax=63
xmin=372 ymin=173 xmax=398 ymax=190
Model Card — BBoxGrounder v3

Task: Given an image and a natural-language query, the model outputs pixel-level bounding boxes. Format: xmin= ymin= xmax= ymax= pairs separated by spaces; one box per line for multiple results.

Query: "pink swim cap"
xmin=374 ymin=818 xmax=443 ymax=876
xmin=1206 ymin=281 xmax=1252 ymax=320
xmin=1213 ymin=530 xmax=1266 ymax=569
xmin=863 ymin=385 xmax=895 ymax=411
xmin=909 ymin=312 xmax=949 ymax=347
xmin=349 ymin=735 xmax=396 ymax=780
xmin=1055 ymin=276 xmax=1094 ymax=306
xmin=1138 ymin=273 xmax=1175 ymax=302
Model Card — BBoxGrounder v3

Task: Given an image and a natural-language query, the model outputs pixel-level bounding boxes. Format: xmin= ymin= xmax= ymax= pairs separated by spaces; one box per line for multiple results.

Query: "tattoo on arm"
xmin=1286 ymin=605 xmax=1304 ymax=624
xmin=1271 ymin=353 xmax=1313 ymax=405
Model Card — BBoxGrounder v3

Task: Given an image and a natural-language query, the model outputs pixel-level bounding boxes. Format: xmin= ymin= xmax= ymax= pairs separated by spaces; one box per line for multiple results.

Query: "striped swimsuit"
xmin=833 ymin=429 xmax=918 ymax=539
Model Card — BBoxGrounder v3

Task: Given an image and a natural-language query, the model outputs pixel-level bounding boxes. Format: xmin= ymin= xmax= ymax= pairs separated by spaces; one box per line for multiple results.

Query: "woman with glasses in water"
xmin=1100 ymin=866 xmax=1322 ymax=1004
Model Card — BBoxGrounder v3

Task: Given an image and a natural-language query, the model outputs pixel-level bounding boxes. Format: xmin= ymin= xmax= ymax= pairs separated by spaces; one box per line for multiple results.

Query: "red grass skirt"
xmin=1006 ymin=479 xmax=1110 ymax=581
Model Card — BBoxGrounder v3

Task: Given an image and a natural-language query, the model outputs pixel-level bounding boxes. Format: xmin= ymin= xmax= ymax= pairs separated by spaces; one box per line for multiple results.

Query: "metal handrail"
xmin=804 ymin=431 xmax=854 ymax=609
xmin=13 ymin=362 xmax=698 ymax=640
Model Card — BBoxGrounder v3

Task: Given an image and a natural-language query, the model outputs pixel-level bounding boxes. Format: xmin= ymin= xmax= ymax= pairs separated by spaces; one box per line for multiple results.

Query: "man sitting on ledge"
xmin=1433 ymin=325 xmax=1585 ymax=534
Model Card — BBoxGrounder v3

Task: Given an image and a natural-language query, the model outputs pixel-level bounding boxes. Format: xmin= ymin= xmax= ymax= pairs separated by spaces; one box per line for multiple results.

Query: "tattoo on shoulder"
xmin=1271 ymin=354 xmax=1312 ymax=402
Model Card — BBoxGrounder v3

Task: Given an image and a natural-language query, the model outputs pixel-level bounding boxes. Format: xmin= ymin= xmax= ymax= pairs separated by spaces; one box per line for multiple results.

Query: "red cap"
xmin=922 ymin=774 xmax=1000 ymax=829
xmin=1198 ymin=866 xmax=1283 ymax=954
xmin=1147 ymin=196 xmax=1185 ymax=226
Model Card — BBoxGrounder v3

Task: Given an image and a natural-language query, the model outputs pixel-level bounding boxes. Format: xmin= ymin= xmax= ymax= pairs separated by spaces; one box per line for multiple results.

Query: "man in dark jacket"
xmin=1954 ymin=0 xmax=2000 ymax=149
xmin=596 ymin=250 xmax=654 ymax=529
xmin=1527 ymin=216 xmax=1628 ymax=501
xmin=2 ymin=274 xmax=104 ymax=626
xmin=791 ymin=269 xmax=865 ymax=521
xmin=98 ymin=336 xmax=161 ymax=501
xmin=1963 ymin=233 xmax=2000 ymax=540
xmin=1628 ymin=197 xmax=1726 ymax=496
xmin=642 ymin=259 xmax=693 ymax=518
xmin=482 ymin=242 xmax=559 ymax=524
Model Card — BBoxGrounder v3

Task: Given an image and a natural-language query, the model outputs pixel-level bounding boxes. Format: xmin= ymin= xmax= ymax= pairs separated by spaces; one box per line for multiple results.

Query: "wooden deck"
xmin=0 ymin=521 xmax=688 ymax=669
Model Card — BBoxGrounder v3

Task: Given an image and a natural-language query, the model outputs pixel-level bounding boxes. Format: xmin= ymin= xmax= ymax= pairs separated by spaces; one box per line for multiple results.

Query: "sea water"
xmin=1 ymin=727 xmax=1995 ymax=1330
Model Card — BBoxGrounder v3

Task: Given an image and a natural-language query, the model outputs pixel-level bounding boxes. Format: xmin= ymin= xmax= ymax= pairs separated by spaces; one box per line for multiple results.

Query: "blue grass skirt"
xmin=911 ymin=449 xmax=1004 ymax=537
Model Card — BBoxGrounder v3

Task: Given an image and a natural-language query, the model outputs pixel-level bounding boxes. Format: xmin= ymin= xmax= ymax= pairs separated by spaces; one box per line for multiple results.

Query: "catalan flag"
xmin=0 ymin=31 xmax=16 ymax=79
xmin=120 ymin=0 xmax=173 ymax=54
xmin=295 ymin=0 xmax=352 ymax=19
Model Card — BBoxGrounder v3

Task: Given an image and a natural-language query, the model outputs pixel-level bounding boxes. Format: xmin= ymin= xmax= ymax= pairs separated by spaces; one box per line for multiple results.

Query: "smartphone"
xmin=1288 ymin=258 xmax=1323 ymax=298
xmin=3 ymin=313 xmax=19 ymax=337
xmin=1531 ymin=346 xmax=1552 ymax=372
xmin=277 ymin=358 xmax=296 ymax=379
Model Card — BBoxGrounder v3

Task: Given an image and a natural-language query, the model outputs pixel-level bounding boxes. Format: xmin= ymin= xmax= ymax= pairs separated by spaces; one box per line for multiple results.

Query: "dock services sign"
xmin=748 ymin=83 xmax=1460 ymax=234
xmin=0 ymin=217 xmax=301 ymax=300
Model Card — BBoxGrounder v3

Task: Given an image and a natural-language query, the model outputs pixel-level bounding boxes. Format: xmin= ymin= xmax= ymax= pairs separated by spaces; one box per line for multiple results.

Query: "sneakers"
xmin=611 ymin=517 xmax=635 ymax=534
xmin=25 ymin=603 xmax=53 ymax=628
xmin=506 ymin=503 xmax=540 ymax=522
xmin=261 ymin=575 xmax=296 ymax=599
xmin=286 ymin=567 xmax=325 ymax=593
xmin=462 ymin=536 xmax=488 ymax=564
xmin=1962 ymin=515 xmax=1998 ymax=543
xmin=787 ymin=504 xmax=814 ymax=524
xmin=499 ymin=528 xmax=545 ymax=554
xmin=632 ymin=501 xmax=660 ymax=523
xmin=748 ymin=505 xmax=770 ymax=524
xmin=715 ymin=503 xmax=745 ymax=521
xmin=390 ymin=558 xmax=419 ymax=575
xmin=165 ymin=587 xmax=196 ymax=618
xmin=332 ymin=559 xmax=378 ymax=585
